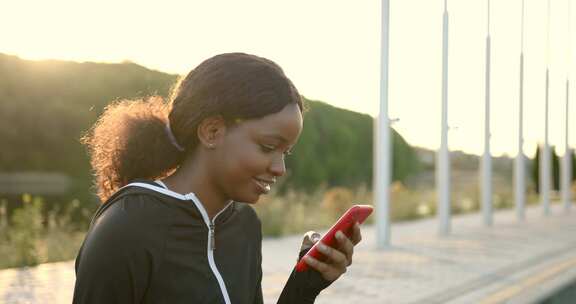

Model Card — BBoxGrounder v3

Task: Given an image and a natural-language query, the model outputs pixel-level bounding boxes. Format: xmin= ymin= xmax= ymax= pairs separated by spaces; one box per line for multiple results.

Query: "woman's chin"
xmin=231 ymin=191 xmax=262 ymax=204
xmin=244 ymin=194 xmax=261 ymax=204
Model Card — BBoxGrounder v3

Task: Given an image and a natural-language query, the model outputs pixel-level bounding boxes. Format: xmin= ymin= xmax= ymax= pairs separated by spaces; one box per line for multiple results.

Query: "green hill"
xmin=0 ymin=53 xmax=420 ymax=204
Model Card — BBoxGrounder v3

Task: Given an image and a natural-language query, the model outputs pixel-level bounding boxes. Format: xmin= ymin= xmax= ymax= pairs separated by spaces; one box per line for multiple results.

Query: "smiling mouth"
xmin=253 ymin=178 xmax=272 ymax=194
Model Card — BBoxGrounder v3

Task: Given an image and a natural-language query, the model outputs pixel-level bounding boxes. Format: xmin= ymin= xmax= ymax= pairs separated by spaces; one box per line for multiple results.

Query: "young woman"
xmin=73 ymin=53 xmax=363 ymax=304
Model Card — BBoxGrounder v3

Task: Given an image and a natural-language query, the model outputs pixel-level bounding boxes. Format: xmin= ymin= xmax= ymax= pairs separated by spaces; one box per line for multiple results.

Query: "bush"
xmin=7 ymin=194 xmax=44 ymax=266
xmin=0 ymin=194 xmax=87 ymax=269
xmin=321 ymin=187 xmax=355 ymax=219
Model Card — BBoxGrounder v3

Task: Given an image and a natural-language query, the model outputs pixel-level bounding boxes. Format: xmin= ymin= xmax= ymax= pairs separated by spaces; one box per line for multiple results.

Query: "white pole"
xmin=562 ymin=0 xmax=572 ymax=213
xmin=563 ymin=80 xmax=572 ymax=211
xmin=438 ymin=0 xmax=451 ymax=236
xmin=375 ymin=0 xmax=391 ymax=248
xmin=515 ymin=0 xmax=526 ymax=221
xmin=482 ymin=0 xmax=493 ymax=227
xmin=542 ymin=76 xmax=551 ymax=215
xmin=541 ymin=0 xmax=551 ymax=216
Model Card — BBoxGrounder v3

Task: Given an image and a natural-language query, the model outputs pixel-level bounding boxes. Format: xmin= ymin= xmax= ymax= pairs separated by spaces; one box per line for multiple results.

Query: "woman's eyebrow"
xmin=261 ymin=134 xmax=288 ymax=143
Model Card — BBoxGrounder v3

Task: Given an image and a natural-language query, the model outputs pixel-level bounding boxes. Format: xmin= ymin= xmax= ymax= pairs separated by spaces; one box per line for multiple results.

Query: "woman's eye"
xmin=260 ymin=144 xmax=275 ymax=153
xmin=260 ymin=144 xmax=292 ymax=157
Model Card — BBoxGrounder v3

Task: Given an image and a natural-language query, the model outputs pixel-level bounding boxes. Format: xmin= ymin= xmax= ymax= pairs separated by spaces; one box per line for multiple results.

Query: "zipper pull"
xmin=209 ymin=222 xmax=216 ymax=251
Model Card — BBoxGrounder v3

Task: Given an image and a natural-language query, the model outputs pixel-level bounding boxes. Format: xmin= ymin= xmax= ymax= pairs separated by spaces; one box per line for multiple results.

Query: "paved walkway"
xmin=1 ymin=204 xmax=575 ymax=303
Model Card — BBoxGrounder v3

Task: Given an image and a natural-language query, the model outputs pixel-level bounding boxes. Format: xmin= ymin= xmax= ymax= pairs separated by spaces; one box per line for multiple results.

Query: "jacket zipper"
xmin=209 ymin=222 xmax=216 ymax=250
xmin=186 ymin=193 xmax=232 ymax=304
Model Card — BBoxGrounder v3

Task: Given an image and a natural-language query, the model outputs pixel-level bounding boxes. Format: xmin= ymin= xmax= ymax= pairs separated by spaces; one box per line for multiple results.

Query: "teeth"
xmin=255 ymin=179 xmax=271 ymax=192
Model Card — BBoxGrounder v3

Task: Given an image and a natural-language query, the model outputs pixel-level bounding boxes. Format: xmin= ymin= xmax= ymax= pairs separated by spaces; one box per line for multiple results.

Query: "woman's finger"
xmin=317 ymin=242 xmax=348 ymax=267
xmin=304 ymin=255 xmax=345 ymax=282
xmin=304 ymin=256 xmax=331 ymax=274
xmin=351 ymin=222 xmax=362 ymax=245
xmin=336 ymin=231 xmax=354 ymax=266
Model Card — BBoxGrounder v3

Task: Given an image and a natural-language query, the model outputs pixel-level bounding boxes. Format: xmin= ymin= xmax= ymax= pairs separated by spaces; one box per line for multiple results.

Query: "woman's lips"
xmin=253 ymin=178 xmax=272 ymax=194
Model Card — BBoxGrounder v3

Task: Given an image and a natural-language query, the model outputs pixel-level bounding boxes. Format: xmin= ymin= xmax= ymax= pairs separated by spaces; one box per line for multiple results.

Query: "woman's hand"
xmin=300 ymin=223 xmax=363 ymax=282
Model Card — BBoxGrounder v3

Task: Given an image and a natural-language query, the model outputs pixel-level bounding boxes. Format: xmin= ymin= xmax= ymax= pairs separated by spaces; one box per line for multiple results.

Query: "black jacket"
xmin=73 ymin=180 xmax=332 ymax=304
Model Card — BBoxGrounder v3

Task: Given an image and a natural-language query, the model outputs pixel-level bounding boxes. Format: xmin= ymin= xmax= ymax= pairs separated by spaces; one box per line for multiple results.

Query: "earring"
xmin=208 ymin=143 xmax=215 ymax=149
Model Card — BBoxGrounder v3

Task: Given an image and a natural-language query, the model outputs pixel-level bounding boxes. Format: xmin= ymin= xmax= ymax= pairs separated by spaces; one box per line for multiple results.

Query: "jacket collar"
xmin=124 ymin=179 xmax=236 ymax=225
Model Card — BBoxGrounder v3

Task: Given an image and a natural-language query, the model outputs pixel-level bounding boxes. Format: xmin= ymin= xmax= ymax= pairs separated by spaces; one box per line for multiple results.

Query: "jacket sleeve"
xmin=72 ymin=195 xmax=167 ymax=304
xmin=253 ymin=214 xmax=264 ymax=304
xmin=276 ymin=249 xmax=334 ymax=304
xmin=253 ymin=266 xmax=264 ymax=304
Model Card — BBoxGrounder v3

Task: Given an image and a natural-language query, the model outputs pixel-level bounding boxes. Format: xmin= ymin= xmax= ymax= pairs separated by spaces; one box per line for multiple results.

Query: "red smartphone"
xmin=295 ymin=204 xmax=373 ymax=272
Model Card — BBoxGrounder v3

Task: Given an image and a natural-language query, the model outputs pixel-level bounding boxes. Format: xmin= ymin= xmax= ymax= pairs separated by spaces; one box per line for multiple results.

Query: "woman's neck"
xmin=162 ymin=158 xmax=229 ymax=220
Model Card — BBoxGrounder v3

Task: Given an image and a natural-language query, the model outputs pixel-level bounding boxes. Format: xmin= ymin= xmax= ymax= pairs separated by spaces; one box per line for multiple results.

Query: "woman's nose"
xmin=269 ymin=156 xmax=286 ymax=177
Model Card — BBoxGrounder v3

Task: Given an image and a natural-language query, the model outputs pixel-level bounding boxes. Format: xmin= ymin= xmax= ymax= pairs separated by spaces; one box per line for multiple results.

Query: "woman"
xmin=73 ymin=53 xmax=363 ymax=304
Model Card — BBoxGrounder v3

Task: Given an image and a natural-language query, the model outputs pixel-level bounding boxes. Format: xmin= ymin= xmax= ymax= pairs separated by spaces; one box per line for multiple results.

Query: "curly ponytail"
xmin=81 ymin=96 xmax=184 ymax=202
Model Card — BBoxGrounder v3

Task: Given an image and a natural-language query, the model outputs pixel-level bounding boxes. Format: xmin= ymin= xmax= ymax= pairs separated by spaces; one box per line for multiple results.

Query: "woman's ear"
xmin=197 ymin=115 xmax=226 ymax=149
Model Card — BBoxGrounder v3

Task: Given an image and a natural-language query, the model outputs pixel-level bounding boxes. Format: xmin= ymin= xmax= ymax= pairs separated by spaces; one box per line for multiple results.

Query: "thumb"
xmin=300 ymin=231 xmax=322 ymax=252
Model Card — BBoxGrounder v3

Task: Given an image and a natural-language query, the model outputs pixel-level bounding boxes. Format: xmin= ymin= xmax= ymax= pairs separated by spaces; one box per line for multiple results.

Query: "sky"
xmin=1 ymin=0 xmax=575 ymax=157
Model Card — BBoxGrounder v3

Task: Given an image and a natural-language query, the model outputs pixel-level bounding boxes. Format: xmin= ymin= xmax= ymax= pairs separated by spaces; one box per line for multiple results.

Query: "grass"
xmin=253 ymin=181 xmax=564 ymax=239
xmin=0 ymin=196 xmax=87 ymax=269
xmin=0 ymin=182 xmax=572 ymax=270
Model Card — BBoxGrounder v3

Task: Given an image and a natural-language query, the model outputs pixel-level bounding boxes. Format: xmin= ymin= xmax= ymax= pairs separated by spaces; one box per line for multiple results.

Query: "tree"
xmin=531 ymin=145 xmax=562 ymax=193
xmin=531 ymin=145 xmax=540 ymax=193
xmin=552 ymin=146 xmax=560 ymax=191
xmin=283 ymin=100 xmax=421 ymax=193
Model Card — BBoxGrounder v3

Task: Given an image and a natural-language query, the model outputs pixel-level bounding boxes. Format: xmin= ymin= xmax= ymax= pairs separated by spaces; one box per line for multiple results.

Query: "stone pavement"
xmin=1 ymin=203 xmax=575 ymax=303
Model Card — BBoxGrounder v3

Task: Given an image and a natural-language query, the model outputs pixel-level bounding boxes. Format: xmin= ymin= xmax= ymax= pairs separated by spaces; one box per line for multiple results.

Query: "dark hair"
xmin=82 ymin=53 xmax=304 ymax=202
